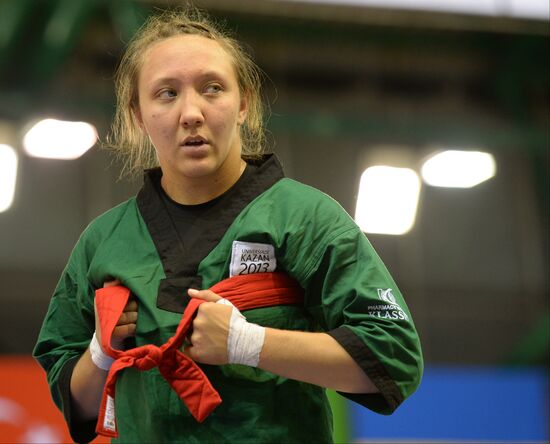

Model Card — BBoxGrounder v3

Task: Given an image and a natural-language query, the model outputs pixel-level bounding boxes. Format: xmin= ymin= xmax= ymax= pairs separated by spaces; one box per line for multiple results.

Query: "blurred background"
xmin=0 ymin=0 xmax=548 ymax=442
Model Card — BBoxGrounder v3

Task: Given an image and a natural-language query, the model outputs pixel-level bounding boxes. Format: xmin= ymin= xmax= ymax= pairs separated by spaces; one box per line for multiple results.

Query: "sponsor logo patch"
xmin=378 ymin=288 xmax=397 ymax=305
xmin=366 ymin=288 xmax=409 ymax=321
xmin=230 ymin=241 xmax=277 ymax=277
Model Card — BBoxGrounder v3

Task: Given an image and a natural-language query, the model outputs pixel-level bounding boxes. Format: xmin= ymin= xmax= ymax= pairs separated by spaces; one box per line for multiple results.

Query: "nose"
xmin=179 ymin=92 xmax=204 ymax=128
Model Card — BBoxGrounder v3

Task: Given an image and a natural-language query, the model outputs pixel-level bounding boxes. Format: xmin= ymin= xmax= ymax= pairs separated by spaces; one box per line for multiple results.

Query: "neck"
xmin=161 ymin=158 xmax=246 ymax=205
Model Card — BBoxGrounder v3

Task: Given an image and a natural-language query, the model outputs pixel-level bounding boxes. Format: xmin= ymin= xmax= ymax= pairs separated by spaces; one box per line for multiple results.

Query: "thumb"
xmin=188 ymin=288 xmax=222 ymax=302
xmin=182 ymin=343 xmax=200 ymax=363
xmin=93 ymin=298 xmax=102 ymax=346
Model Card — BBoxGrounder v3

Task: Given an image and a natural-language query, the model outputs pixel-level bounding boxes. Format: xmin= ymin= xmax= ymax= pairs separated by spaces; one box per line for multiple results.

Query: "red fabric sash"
xmin=94 ymin=272 xmax=304 ymax=437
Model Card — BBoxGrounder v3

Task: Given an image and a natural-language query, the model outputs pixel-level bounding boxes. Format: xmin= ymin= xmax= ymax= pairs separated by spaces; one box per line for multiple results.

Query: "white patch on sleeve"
xmin=230 ymin=241 xmax=277 ymax=277
xmin=103 ymin=395 xmax=116 ymax=432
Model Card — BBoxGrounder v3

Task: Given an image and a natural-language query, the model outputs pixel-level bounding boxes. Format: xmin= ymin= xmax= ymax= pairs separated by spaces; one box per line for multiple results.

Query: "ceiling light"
xmin=23 ymin=118 xmax=98 ymax=160
xmin=0 ymin=144 xmax=18 ymax=213
xmin=421 ymin=150 xmax=496 ymax=188
xmin=277 ymin=0 xmax=549 ymax=20
xmin=355 ymin=166 xmax=421 ymax=235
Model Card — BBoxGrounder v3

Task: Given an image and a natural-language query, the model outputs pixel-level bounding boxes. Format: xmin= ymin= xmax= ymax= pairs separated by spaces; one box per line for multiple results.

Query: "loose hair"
xmin=107 ymin=7 xmax=266 ymax=178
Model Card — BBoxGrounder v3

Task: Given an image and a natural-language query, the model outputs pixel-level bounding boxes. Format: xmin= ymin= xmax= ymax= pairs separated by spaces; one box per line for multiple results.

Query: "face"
xmin=134 ymin=34 xmax=247 ymax=187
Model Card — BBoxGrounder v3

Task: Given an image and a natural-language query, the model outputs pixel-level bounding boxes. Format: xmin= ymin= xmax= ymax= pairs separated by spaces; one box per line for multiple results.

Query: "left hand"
xmin=184 ymin=289 xmax=233 ymax=365
xmin=95 ymin=279 xmax=138 ymax=351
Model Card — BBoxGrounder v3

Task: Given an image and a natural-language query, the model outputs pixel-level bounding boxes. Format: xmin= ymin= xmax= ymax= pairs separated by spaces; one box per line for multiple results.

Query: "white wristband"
xmin=216 ymin=299 xmax=266 ymax=367
xmin=89 ymin=332 xmax=114 ymax=371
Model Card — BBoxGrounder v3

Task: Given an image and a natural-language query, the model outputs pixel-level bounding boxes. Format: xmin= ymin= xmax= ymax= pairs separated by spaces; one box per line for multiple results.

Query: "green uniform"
xmin=33 ymin=155 xmax=423 ymax=443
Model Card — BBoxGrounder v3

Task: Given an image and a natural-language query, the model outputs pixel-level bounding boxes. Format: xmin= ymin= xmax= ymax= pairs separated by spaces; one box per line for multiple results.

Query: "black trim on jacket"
xmin=136 ymin=154 xmax=284 ymax=313
xmin=327 ymin=326 xmax=404 ymax=413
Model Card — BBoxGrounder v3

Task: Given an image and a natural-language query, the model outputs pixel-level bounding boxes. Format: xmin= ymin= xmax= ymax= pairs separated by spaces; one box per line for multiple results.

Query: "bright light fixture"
xmin=421 ymin=150 xmax=496 ymax=188
xmin=355 ymin=166 xmax=421 ymax=235
xmin=0 ymin=144 xmax=18 ymax=212
xmin=23 ymin=118 xmax=98 ymax=160
xmin=277 ymin=0 xmax=549 ymax=20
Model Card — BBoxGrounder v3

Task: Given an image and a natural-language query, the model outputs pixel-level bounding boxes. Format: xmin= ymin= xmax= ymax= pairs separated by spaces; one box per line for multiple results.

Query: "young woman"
xmin=34 ymin=9 xmax=422 ymax=443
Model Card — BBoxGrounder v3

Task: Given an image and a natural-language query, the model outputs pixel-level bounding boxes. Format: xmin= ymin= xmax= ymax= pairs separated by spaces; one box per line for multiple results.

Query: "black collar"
xmin=136 ymin=154 xmax=285 ymax=312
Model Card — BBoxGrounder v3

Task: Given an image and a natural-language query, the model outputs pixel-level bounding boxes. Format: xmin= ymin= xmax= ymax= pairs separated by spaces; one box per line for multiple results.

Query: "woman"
xmin=34 ymin=8 xmax=423 ymax=443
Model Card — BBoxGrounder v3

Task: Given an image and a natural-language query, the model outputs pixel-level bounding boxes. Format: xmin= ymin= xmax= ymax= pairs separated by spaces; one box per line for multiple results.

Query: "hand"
xmin=94 ymin=279 xmax=138 ymax=351
xmin=184 ymin=289 xmax=232 ymax=365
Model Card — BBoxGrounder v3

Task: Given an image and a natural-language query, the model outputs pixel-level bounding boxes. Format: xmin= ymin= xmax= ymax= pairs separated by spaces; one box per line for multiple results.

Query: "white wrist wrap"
xmin=90 ymin=332 xmax=114 ymax=371
xmin=216 ymin=299 xmax=266 ymax=367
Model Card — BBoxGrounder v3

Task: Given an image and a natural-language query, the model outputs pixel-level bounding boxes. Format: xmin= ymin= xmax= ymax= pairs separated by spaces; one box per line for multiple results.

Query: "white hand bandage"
xmin=216 ymin=298 xmax=266 ymax=367
xmin=90 ymin=332 xmax=115 ymax=371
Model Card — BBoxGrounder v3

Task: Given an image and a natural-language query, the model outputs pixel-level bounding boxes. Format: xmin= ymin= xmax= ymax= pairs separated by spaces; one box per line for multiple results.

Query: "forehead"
xmin=139 ymin=34 xmax=236 ymax=84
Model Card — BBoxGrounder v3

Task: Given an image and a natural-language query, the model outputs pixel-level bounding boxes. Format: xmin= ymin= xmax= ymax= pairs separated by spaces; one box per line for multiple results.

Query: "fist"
xmin=185 ymin=289 xmax=232 ymax=365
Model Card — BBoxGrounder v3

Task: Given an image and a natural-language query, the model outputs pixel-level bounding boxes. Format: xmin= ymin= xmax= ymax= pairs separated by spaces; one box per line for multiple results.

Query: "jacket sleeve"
xmin=286 ymin=194 xmax=423 ymax=415
xmin=32 ymin=246 xmax=98 ymax=443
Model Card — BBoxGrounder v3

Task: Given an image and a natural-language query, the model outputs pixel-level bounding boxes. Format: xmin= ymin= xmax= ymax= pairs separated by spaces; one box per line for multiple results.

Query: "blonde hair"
xmin=107 ymin=8 xmax=266 ymax=178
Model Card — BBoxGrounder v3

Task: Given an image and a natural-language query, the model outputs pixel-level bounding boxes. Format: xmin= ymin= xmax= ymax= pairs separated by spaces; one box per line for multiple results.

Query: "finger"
xmin=103 ymin=279 xmax=121 ymax=288
xmin=123 ymin=300 xmax=138 ymax=312
xmin=117 ymin=311 xmax=138 ymax=325
xmin=113 ymin=323 xmax=136 ymax=338
xmin=188 ymin=288 xmax=222 ymax=302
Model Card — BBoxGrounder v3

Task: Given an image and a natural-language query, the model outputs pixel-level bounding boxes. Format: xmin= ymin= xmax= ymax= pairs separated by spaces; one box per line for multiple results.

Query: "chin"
xmin=178 ymin=160 xmax=218 ymax=179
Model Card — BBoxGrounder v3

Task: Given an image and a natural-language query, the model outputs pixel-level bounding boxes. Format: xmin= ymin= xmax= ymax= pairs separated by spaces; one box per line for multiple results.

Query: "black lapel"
xmin=136 ymin=154 xmax=285 ymax=313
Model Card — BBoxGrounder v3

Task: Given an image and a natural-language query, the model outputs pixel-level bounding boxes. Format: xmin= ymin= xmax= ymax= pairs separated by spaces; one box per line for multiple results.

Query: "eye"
xmin=204 ymin=83 xmax=223 ymax=95
xmin=158 ymin=89 xmax=177 ymax=99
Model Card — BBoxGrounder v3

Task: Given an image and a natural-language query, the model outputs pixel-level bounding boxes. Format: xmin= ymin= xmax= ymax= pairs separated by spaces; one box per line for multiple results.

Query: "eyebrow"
xmin=148 ymin=71 xmax=226 ymax=88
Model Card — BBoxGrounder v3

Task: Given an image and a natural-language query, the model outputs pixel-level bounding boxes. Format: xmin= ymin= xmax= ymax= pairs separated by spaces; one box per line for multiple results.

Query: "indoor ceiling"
xmin=0 ymin=0 xmax=548 ymax=136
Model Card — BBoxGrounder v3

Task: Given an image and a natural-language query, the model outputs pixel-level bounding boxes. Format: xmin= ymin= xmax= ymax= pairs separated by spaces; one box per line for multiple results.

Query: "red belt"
xmin=95 ymin=272 xmax=304 ymax=437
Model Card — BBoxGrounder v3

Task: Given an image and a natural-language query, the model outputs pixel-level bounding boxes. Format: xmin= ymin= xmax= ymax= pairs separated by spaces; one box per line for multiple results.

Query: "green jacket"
xmin=33 ymin=155 xmax=423 ymax=443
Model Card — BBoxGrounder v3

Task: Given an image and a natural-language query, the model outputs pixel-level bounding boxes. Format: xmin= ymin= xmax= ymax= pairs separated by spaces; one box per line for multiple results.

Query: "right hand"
xmin=94 ymin=279 xmax=138 ymax=351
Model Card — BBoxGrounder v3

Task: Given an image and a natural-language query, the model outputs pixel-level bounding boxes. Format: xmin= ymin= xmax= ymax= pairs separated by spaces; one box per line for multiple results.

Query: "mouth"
xmin=181 ymin=136 xmax=209 ymax=148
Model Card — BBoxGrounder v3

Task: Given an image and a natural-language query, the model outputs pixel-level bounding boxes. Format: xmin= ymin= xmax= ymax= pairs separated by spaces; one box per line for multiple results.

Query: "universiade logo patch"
xmin=366 ymin=288 xmax=409 ymax=321
xmin=229 ymin=240 xmax=277 ymax=277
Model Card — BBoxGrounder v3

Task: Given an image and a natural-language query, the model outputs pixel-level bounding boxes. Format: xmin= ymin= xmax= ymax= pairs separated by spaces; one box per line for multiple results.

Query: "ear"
xmin=237 ymin=91 xmax=249 ymax=126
